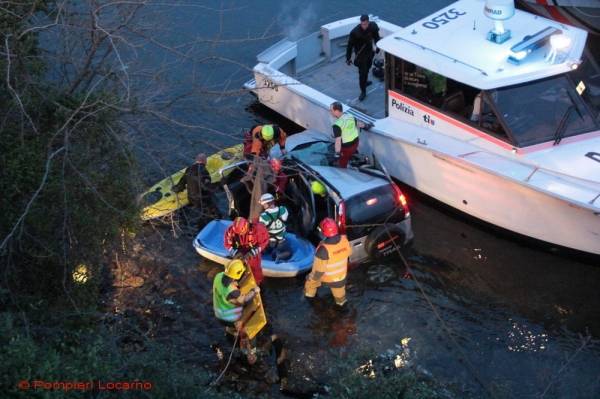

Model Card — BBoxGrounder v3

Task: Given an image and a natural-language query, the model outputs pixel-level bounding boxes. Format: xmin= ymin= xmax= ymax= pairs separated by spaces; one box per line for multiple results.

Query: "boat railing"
xmin=457 ymin=150 xmax=600 ymax=206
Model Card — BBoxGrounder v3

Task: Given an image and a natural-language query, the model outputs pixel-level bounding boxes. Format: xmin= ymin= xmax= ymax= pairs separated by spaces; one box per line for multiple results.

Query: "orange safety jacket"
xmin=312 ymin=235 xmax=351 ymax=283
xmin=224 ymin=222 xmax=269 ymax=253
xmin=245 ymin=125 xmax=287 ymax=158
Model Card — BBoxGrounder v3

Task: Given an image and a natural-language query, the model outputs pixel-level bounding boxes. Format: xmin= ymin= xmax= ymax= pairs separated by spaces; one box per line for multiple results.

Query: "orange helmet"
xmin=232 ymin=217 xmax=249 ymax=235
xmin=270 ymin=158 xmax=282 ymax=173
xmin=319 ymin=218 xmax=338 ymax=238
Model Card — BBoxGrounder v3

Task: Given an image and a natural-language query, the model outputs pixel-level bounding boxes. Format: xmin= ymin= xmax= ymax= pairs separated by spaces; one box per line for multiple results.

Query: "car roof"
xmin=309 ymin=165 xmax=390 ymax=199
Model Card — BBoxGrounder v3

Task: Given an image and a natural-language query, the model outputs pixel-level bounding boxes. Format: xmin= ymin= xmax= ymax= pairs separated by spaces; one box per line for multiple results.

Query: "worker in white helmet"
xmin=258 ymin=193 xmax=291 ymax=261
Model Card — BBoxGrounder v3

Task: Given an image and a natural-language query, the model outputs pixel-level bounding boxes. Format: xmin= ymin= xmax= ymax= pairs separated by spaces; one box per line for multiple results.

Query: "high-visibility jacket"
xmin=244 ymin=125 xmax=287 ymax=157
xmin=312 ymin=235 xmax=352 ymax=283
xmin=213 ymin=272 xmax=242 ymax=322
xmin=224 ymin=222 xmax=269 ymax=253
xmin=334 ymin=113 xmax=359 ymax=145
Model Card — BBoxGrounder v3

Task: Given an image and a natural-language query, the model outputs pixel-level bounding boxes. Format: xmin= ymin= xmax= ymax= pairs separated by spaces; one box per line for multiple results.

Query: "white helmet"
xmin=259 ymin=193 xmax=275 ymax=205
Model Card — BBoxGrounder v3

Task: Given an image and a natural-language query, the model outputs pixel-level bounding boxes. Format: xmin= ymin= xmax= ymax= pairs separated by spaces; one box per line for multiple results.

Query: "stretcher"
xmin=238 ymin=268 xmax=267 ymax=339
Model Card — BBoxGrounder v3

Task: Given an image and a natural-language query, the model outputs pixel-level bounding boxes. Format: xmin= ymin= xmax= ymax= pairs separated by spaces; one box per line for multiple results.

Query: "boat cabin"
xmin=377 ymin=0 xmax=599 ymax=151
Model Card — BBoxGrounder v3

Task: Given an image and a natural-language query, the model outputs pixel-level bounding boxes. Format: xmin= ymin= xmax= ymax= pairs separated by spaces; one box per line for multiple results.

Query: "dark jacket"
xmin=346 ymin=22 xmax=381 ymax=64
xmin=173 ymin=162 xmax=211 ymax=207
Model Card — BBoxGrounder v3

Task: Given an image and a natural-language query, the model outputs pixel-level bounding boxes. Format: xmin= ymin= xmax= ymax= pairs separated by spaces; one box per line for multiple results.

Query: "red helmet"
xmin=232 ymin=217 xmax=249 ymax=235
xmin=319 ymin=218 xmax=338 ymax=238
xmin=270 ymin=158 xmax=282 ymax=173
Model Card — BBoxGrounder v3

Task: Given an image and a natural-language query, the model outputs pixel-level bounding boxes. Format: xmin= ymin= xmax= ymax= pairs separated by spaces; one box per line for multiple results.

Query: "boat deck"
xmin=298 ymin=56 xmax=386 ymax=119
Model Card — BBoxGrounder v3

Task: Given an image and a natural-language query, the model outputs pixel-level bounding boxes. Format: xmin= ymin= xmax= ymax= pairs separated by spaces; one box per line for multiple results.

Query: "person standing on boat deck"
xmin=330 ymin=101 xmax=360 ymax=168
xmin=304 ymin=218 xmax=352 ymax=307
xmin=346 ymin=14 xmax=381 ymax=102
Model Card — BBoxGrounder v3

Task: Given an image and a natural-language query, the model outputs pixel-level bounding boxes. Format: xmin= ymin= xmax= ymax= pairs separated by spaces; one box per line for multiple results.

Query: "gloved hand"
xmin=331 ymin=152 xmax=341 ymax=167
xmin=229 ymin=248 xmax=238 ymax=257
xmin=346 ymin=59 xmax=352 ymax=66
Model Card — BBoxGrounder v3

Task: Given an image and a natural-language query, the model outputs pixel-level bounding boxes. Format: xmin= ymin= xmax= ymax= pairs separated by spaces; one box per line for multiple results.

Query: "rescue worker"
xmin=172 ymin=153 xmax=217 ymax=224
xmin=268 ymin=158 xmax=288 ymax=200
xmin=346 ymin=14 xmax=381 ymax=101
xmin=311 ymin=180 xmax=328 ymax=224
xmin=258 ymin=193 xmax=291 ymax=261
xmin=224 ymin=217 xmax=269 ymax=285
xmin=304 ymin=218 xmax=352 ymax=306
xmin=213 ymin=259 xmax=260 ymax=364
xmin=330 ymin=101 xmax=360 ymax=168
xmin=244 ymin=124 xmax=288 ymax=159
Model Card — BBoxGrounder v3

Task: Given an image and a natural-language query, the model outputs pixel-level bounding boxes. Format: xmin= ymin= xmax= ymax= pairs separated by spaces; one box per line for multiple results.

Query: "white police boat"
xmin=244 ymin=0 xmax=600 ymax=255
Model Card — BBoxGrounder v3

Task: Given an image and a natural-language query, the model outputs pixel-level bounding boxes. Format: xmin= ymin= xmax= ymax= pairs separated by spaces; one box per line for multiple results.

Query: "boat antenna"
xmin=484 ymin=0 xmax=515 ymax=44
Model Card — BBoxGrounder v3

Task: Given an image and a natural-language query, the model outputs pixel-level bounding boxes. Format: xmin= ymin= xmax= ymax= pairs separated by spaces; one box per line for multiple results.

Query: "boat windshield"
xmin=491 ymin=75 xmax=598 ymax=147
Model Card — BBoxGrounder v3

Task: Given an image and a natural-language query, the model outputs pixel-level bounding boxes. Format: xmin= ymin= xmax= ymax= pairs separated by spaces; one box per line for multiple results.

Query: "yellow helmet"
xmin=311 ymin=180 xmax=327 ymax=197
xmin=224 ymin=259 xmax=245 ymax=279
xmin=261 ymin=125 xmax=274 ymax=141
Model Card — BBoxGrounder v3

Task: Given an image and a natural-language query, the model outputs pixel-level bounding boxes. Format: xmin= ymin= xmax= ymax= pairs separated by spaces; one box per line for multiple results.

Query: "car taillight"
xmin=392 ymin=184 xmax=410 ymax=216
xmin=337 ymin=200 xmax=346 ymax=234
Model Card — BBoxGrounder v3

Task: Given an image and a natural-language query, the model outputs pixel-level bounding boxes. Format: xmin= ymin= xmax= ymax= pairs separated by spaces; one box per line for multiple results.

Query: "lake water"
xmin=128 ymin=1 xmax=600 ymax=397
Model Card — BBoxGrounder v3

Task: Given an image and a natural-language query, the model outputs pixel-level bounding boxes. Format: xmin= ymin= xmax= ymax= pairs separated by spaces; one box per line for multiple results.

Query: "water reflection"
xmin=506 ymin=319 xmax=549 ymax=353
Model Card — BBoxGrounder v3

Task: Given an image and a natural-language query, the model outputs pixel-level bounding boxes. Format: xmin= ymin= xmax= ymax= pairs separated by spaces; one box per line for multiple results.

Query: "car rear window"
xmin=346 ymin=184 xmax=403 ymax=226
xmin=290 ymin=141 xmax=332 ymax=166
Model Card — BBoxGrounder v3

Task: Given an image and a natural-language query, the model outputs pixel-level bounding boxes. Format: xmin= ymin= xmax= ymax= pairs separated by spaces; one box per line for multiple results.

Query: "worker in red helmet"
xmin=268 ymin=158 xmax=288 ymax=199
xmin=304 ymin=217 xmax=352 ymax=306
xmin=224 ymin=217 xmax=270 ymax=285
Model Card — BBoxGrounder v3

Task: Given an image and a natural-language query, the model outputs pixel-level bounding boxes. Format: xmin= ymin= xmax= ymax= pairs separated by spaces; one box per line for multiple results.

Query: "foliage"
xmin=0 ymin=313 xmax=241 ymax=399
xmin=326 ymin=351 xmax=460 ymax=399
xmin=0 ymin=1 xmax=139 ymax=308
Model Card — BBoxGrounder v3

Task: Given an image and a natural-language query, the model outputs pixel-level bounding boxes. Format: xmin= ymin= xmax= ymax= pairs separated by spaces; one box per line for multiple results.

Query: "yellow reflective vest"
xmin=313 ymin=235 xmax=351 ymax=283
xmin=334 ymin=113 xmax=359 ymax=144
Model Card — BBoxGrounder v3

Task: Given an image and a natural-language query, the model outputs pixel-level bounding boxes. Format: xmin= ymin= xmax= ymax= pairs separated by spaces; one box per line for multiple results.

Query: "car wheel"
xmin=364 ymin=224 xmax=406 ymax=260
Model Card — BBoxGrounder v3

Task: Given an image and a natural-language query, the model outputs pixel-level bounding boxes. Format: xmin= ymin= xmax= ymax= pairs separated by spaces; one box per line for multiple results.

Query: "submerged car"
xmin=219 ymin=132 xmax=414 ymax=263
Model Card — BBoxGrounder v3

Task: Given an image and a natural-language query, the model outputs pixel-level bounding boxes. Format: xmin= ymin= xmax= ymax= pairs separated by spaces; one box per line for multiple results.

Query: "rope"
xmin=206 ymin=332 xmax=239 ymax=390
xmin=384 ymin=224 xmax=498 ymax=399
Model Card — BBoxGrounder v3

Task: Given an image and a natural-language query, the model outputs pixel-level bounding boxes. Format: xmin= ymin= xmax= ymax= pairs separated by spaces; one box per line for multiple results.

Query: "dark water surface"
xmin=129 ymin=1 xmax=600 ymax=397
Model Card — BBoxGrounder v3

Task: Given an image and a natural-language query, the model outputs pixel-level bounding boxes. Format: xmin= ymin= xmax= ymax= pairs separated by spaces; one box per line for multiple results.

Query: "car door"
xmin=219 ymin=160 xmax=251 ymax=218
xmin=283 ymin=169 xmax=316 ymax=237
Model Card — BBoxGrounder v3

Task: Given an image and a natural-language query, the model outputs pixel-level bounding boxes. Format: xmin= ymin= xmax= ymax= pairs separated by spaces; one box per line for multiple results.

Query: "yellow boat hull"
xmin=140 ymin=144 xmax=243 ymax=221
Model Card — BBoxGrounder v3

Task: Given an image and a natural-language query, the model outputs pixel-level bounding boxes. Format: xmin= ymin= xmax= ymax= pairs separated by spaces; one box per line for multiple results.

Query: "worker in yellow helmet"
xmin=243 ymin=124 xmax=288 ymax=158
xmin=213 ymin=259 xmax=260 ymax=364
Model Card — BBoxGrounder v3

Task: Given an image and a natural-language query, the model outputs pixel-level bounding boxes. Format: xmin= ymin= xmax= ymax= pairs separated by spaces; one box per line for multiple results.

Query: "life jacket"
xmin=334 ymin=113 xmax=359 ymax=145
xmin=225 ymin=222 xmax=269 ymax=252
xmin=259 ymin=206 xmax=288 ymax=240
xmin=314 ymin=235 xmax=351 ymax=283
xmin=212 ymin=272 xmax=242 ymax=322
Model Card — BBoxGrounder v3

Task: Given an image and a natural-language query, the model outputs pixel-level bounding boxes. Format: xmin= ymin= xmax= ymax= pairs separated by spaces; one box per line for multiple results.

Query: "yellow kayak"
xmin=238 ymin=269 xmax=267 ymax=340
xmin=140 ymin=144 xmax=243 ymax=221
